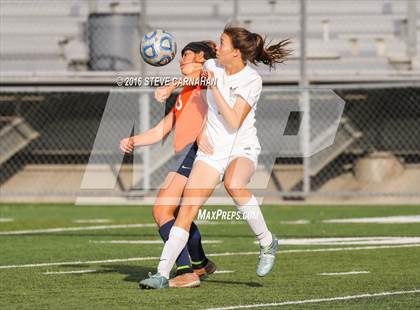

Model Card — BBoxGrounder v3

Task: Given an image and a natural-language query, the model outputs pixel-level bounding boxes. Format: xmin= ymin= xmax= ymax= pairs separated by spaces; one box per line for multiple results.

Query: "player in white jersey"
xmin=196 ymin=56 xmax=262 ymax=174
xmin=140 ymin=24 xmax=291 ymax=289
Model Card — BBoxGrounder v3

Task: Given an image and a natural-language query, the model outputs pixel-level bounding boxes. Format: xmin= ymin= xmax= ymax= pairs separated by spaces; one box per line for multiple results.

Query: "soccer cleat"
xmin=169 ymin=272 xmax=200 ymax=288
xmin=256 ymin=234 xmax=278 ymax=277
xmin=193 ymin=259 xmax=217 ymax=278
xmin=139 ymin=272 xmax=169 ymax=289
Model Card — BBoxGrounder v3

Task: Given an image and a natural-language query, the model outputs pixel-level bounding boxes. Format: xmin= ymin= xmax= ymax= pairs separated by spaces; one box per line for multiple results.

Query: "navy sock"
xmin=187 ymin=222 xmax=208 ymax=269
xmin=158 ymin=219 xmax=192 ymax=275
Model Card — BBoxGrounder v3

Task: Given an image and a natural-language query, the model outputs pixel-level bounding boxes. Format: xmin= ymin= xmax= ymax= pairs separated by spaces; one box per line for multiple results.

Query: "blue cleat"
xmin=139 ymin=272 xmax=169 ymax=289
xmin=256 ymin=234 xmax=278 ymax=277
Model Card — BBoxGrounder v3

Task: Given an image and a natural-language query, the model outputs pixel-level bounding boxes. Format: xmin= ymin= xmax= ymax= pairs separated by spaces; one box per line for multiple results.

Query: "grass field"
xmin=0 ymin=203 xmax=419 ymax=309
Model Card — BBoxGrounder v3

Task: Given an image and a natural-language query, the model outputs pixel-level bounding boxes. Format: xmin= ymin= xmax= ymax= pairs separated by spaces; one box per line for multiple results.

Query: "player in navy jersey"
xmin=121 ymin=41 xmax=217 ymax=288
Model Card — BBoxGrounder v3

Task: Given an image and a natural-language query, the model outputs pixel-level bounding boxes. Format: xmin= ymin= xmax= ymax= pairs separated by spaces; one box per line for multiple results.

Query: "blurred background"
xmin=0 ymin=0 xmax=419 ymax=204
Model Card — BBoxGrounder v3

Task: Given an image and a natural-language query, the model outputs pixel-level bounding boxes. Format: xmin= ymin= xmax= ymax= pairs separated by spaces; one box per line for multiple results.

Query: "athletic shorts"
xmin=195 ymin=144 xmax=261 ymax=176
xmin=168 ymin=142 xmax=198 ymax=178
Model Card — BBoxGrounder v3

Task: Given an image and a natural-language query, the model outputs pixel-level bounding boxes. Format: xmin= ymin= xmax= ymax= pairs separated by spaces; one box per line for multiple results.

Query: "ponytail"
xmin=202 ymin=40 xmax=217 ymax=59
xmin=253 ymin=33 xmax=292 ymax=69
xmin=223 ymin=24 xmax=292 ymax=70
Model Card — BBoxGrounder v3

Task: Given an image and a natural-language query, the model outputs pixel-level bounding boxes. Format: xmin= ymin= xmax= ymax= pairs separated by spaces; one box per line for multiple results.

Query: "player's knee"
xmin=152 ymin=204 xmax=174 ymax=226
xmin=224 ymin=178 xmax=244 ymax=197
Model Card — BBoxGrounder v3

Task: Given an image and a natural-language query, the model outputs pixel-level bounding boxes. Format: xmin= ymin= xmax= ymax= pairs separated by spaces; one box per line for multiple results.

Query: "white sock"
xmin=236 ymin=195 xmax=273 ymax=247
xmin=157 ymin=226 xmax=189 ymax=279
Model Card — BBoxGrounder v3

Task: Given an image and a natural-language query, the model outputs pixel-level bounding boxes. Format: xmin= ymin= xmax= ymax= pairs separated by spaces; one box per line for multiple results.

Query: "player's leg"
xmin=187 ymin=223 xmax=217 ymax=278
xmin=174 ymin=143 xmax=216 ymax=277
xmin=224 ymin=157 xmax=278 ymax=277
xmin=158 ymin=160 xmax=220 ymax=278
xmin=223 ymin=157 xmax=272 ymax=245
xmin=152 ymin=172 xmax=195 ymax=279
xmin=140 ymin=160 xmax=221 ymax=288
xmin=154 ymin=173 xmax=215 ymax=288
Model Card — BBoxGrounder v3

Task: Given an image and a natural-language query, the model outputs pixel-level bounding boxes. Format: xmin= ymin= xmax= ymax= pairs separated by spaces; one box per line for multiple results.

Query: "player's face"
xmin=179 ymin=50 xmax=203 ymax=75
xmin=217 ymin=33 xmax=237 ymax=65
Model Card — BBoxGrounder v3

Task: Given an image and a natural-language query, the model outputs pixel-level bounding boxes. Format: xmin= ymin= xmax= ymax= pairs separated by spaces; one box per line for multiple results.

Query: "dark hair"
xmin=181 ymin=40 xmax=217 ymax=60
xmin=223 ymin=24 xmax=292 ymax=70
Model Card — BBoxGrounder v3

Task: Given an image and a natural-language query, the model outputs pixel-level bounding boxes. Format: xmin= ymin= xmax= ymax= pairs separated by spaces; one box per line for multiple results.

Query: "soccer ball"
xmin=140 ymin=29 xmax=177 ymax=66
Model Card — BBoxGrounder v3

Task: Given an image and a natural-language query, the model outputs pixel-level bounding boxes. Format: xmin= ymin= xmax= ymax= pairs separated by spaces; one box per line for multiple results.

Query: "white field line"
xmin=73 ymin=219 xmax=112 ymax=224
xmin=0 ymin=223 xmax=156 ymax=235
xmin=6 ymin=215 xmax=416 ymax=235
xmin=253 ymin=237 xmax=420 ymax=245
xmin=0 ymin=243 xmax=419 ymax=270
xmin=89 ymin=240 xmax=222 ymax=244
xmin=204 ymin=289 xmax=420 ymax=310
xmin=0 ymin=221 xmax=239 ymax=235
xmin=323 ymin=215 xmax=420 ymax=224
xmin=319 ymin=271 xmax=370 ymax=276
xmin=280 ymin=220 xmax=310 ymax=224
xmin=43 ymin=269 xmax=96 ymax=275
xmin=214 ymin=270 xmax=235 ymax=274
xmin=0 ymin=218 xmax=14 ymax=223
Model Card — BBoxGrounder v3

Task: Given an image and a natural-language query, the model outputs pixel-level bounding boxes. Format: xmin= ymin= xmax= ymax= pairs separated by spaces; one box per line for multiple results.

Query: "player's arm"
xmin=154 ymin=83 xmax=179 ymax=103
xmin=154 ymin=70 xmax=202 ymax=103
xmin=132 ymin=112 xmax=174 ymax=145
xmin=120 ymin=112 xmax=174 ymax=153
xmin=202 ymin=70 xmax=251 ymax=130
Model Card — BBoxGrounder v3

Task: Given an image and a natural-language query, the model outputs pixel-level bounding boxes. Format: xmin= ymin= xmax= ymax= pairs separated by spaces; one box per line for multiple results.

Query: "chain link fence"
xmin=0 ymin=83 xmax=419 ymax=203
xmin=0 ymin=0 xmax=419 ymax=203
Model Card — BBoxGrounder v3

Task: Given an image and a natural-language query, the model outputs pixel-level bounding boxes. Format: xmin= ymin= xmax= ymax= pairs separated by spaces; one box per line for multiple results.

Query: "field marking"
xmin=204 ymin=289 xmax=420 ymax=310
xmin=280 ymin=220 xmax=309 ymax=225
xmin=89 ymin=240 xmax=222 ymax=244
xmin=0 ymin=243 xmax=419 ymax=270
xmin=2 ymin=215 xmax=417 ymax=233
xmin=0 ymin=256 xmax=160 ymax=269
xmin=319 ymin=271 xmax=370 ymax=276
xmin=0 ymin=218 xmax=14 ymax=223
xmin=73 ymin=219 xmax=112 ymax=224
xmin=214 ymin=270 xmax=235 ymax=274
xmin=323 ymin=215 xmax=420 ymax=224
xmin=0 ymin=223 xmax=157 ymax=235
xmin=0 ymin=221 xmax=237 ymax=235
xmin=253 ymin=237 xmax=420 ymax=245
xmin=43 ymin=269 xmax=96 ymax=275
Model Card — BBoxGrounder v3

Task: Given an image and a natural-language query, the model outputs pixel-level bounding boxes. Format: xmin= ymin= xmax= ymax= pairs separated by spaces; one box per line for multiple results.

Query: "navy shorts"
xmin=168 ymin=142 xmax=198 ymax=178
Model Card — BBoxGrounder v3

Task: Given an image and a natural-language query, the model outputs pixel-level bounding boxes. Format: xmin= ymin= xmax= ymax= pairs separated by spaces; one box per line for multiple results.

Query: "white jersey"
xmin=203 ymin=58 xmax=262 ymax=158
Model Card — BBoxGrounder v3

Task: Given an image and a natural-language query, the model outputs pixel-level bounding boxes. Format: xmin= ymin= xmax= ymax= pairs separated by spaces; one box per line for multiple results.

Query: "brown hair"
xmin=223 ymin=24 xmax=292 ymax=70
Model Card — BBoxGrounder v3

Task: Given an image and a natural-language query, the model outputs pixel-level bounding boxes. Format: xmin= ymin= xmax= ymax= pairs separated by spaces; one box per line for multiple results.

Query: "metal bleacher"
xmin=0 ymin=1 xmax=89 ymax=73
xmin=0 ymin=0 xmax=418 ymax=83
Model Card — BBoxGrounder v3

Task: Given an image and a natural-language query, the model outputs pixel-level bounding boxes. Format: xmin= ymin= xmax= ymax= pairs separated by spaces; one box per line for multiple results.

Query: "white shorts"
xmin=195 ymin=144 xmax=261 ymax=176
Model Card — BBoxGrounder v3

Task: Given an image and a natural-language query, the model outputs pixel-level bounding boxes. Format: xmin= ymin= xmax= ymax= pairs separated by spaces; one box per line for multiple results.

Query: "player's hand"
xmin=154 ymin=86 xmax=172 ymax=103
xmin=201 ymin=70 xmax=216 ymax=88
xmin=120 ymin=137 xmax=135 ymax=153
xmin=197 ymin=131 xmax=213 ymax=155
